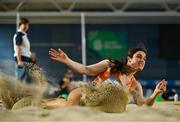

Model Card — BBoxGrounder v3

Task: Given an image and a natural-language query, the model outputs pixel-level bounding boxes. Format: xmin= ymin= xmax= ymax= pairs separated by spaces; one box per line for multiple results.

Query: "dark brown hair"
xmin=19 ymin=18 xmax=29 ymax=26
xmin=128 ymin=43 xmax=147 ymax=58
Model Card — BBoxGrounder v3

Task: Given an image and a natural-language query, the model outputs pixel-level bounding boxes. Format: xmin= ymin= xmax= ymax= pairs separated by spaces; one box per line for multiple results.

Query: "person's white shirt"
xmin=13 ymin=29 xmax=31 ymax=58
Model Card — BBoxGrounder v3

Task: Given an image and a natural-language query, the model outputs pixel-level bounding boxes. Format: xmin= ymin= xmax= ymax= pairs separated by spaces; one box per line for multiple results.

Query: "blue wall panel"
xmin=0 ymin=24 xmax=179 ymax=85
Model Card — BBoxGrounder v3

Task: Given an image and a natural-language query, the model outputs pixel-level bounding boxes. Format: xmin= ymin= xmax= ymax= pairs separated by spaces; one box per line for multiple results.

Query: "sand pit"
xmin=0 ymin=63 xmax=179 ymax=121
xmin=0 ymin=102 xmax=179 ymax=122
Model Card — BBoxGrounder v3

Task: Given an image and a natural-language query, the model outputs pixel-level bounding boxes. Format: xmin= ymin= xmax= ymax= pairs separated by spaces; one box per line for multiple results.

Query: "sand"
xmin=0 ymin=63 xmax=180 ymax=121
xmin=0 ymin=102 xmax=179 ymax=122
xmin=0 ymin=67 xmax=129 ymax=113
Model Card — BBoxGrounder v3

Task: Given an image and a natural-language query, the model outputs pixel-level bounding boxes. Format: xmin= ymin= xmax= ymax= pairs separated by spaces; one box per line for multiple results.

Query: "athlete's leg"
xmin=42 ymin=88 xmax=82 ymax=108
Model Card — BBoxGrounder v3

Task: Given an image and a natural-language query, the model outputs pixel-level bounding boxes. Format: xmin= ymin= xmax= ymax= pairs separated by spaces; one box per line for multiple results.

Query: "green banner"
xmin=87 ymin=31 xmax=127 ymax=59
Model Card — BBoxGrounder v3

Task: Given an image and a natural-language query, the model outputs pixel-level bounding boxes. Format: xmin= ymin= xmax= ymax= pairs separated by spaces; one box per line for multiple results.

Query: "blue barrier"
xmin=139 ymin=80 xmax=180 ymax=88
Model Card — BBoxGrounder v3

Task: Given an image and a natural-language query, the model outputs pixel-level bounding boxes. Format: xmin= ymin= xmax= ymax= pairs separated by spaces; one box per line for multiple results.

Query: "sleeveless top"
xmin=92 ymin=69 xmax=136 ymax=90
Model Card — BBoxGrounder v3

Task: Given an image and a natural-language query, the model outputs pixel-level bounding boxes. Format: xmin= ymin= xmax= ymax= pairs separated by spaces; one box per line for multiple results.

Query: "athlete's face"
xmin=127 ymin=51 xmax=146 ymax=71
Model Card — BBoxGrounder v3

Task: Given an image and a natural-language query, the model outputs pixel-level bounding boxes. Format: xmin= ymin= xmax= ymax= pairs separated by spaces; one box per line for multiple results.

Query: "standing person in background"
xmin=13 ymin=17 xmax=36 ymax=83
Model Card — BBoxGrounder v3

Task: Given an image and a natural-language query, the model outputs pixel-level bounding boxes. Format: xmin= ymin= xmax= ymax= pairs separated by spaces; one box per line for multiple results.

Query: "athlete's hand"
xmin=49 ymin=48 xmax=68 ymax=64
xmin=154 ymin=79 xmax=167 ymax=94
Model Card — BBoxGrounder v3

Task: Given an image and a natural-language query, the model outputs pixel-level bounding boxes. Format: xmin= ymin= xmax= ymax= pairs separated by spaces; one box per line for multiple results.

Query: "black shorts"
xmin=14 ymin=56 xmax=33 ymax=63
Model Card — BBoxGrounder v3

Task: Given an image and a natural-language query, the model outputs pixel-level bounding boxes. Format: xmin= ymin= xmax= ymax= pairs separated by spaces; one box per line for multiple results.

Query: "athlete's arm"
xmin=49 ymin=48 xmax=110 ymax=76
